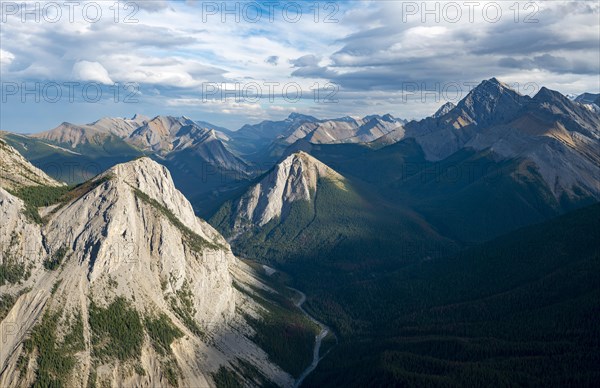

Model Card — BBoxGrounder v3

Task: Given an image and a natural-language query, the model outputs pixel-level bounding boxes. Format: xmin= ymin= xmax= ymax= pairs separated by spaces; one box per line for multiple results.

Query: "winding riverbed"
xmin=258 ymin=263 xmax=336 ymax=386
xmin=287 ymin=287 xmax=335 ymax=388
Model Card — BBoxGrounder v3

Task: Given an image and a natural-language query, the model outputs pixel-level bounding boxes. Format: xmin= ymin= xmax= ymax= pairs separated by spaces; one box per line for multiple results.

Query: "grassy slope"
xmin=304 ymin=203 xmax=600 ymax=387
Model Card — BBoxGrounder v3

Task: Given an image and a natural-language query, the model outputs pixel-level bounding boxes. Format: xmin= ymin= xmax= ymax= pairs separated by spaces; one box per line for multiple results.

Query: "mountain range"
xmin=1 ymin=78 xmax=599 ymax=387
xmin=0 ymin=139 xmax=320 ymax=387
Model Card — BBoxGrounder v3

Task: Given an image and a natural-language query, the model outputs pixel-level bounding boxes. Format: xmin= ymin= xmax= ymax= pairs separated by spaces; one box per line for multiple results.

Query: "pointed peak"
xmin=131 ymin=113 xmax=149 ymax=121
xmin=574 ymin=92 xmax=600 ymax=104
xmin=472 ymin=77 xmax=517 ymax=95
xmin=282 ymin=151 xmax=342 ymax=178
xmin=283 ymin=150 xmax=310 ymax=163
xmin=459 ymin=77 xmax=524 ymax=106
xmin=432 ymin=102 xmax=456 ymax=118
xmin=452 ymin=78 xmax=526 ymax=127
xmin=533 ymin=86 xmax=570 ymax=104
xmin=287 ymin=112 xmax=318 ymax=122
xmin=242 ymin=150 xmax=347 ymax=226
xmin=535 ymin=86 xmax=559 ymax=96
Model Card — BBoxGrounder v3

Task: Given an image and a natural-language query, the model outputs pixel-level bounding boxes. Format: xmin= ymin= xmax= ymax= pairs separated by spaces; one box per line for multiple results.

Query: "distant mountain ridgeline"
xmin=1 ymin=78 xmax=599 ymax=387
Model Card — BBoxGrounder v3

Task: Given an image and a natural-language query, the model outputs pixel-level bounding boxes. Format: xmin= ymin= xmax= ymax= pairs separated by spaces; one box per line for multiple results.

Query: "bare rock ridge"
xmin=232 ymin=151 xmax=346 ymax=230
xmin=432 ymin=102 xmax=456 ymax=118
xmin=238 ymin=113 xmax=404 ymax=148
xmin=32 ymin=115 xmax=247 ymax=174
xmin=376 ymin=79 xmax=600 ymax=200
xmin=0 ymin=138 xmax=62 ymax=189
xmin=0 ymin=155 xmax=295 ymax=387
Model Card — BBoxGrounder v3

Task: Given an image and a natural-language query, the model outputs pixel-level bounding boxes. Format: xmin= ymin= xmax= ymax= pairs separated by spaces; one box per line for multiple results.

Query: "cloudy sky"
xmin=1 ymin=0 xmax=599 ymax=133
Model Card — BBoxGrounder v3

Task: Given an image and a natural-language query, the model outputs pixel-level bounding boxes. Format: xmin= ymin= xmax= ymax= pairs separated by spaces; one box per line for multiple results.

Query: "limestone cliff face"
xmin=44 ymin=158 xmax=235 ymax=320
xmin=0 ymin=156 xmax=294 ymax=388
xmin=232 ymin=152 xmax=346 ymax=230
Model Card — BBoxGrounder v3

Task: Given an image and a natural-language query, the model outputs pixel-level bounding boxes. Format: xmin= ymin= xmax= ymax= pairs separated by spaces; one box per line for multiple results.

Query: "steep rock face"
xmin=531 ymin=87 xmax=600 ymax=140
xmin=0 ymin=188 xmax=46 ymax=276
xmin=401 ymin=78 xmax=528 ymax=160
xmin=0 ymin=157 xmax=296 ymax=388
xmin=0 ymin=150 xmax=60 ymax=378
xmin=46 ymin=159 xmax=230 ymax=293
xmin=127 ymin=116 xmax=193 ymax=153
xmin=233 ymin=152 xmax=345 ymax=228
xmin=0 ymin=138 xmax=62 ymax=189
xmin=453 ymin=77 xmax=525 ymax=128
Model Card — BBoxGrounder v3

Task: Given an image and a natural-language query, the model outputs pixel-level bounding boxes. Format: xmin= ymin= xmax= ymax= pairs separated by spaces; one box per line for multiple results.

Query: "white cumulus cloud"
xmin=72 ymin=61 xmax=114 ymax=84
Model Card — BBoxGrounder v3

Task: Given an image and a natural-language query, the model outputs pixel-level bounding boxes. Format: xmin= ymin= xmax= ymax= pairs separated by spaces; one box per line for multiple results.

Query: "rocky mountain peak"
xmin=455 ymin=78 xmax=526 ymax=127
xmin=533 ymin=86 xmax=569 ymax=104
xmin=232 ymin=152 xmax=345 ymax=228
xmin=101 ymin=157 xmax=209 ymax=233
xmin=381 ymin=113 xmax=396 ymax=122
xmin=432 ymin=102 xmax=456 ymax=118
xmin=287 ymin=112 xmax=318 ymax=122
